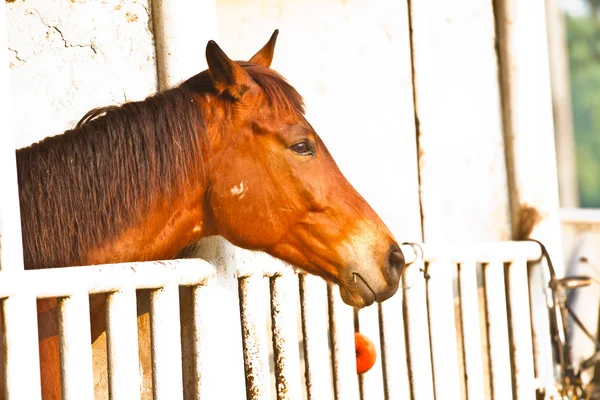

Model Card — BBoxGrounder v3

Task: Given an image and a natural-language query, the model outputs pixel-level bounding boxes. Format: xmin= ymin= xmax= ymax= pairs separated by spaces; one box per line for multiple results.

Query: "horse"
xmin=8 ymin=30 xmax=405 ymax=398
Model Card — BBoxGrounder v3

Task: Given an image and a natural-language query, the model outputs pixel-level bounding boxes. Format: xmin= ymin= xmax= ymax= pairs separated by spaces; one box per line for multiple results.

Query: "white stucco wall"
xmin=7 ymin=0 xmax=157 ymax=149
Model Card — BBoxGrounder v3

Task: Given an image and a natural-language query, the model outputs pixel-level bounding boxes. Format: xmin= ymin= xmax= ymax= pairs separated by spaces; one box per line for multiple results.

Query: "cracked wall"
xmin=7 ymin=0 xmax=157 ymax=148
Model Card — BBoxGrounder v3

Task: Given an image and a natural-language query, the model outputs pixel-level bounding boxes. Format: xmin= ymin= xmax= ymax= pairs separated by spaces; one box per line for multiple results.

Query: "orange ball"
xmin=355 ymin=332 xmax=377 ymax=374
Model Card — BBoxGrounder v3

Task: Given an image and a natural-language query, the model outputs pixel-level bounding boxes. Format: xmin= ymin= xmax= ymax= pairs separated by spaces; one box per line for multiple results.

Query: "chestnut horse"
xmin=8 ymin=31 xmax=405 ymax=398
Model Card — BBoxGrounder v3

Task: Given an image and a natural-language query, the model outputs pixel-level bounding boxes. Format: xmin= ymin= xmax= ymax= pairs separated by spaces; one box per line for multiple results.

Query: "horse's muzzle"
xmin=339 ymin=243 xmax=405 ymax=308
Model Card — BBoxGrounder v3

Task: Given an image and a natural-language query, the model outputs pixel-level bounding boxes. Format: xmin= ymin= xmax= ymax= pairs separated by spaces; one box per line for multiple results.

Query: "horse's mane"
xmin=17 ymin=64 xmax=304 ymax=269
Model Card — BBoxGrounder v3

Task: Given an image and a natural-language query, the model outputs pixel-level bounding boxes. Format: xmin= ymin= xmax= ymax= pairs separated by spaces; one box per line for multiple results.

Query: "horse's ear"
xmin=206 ymin=40 xmax=255 ymax=100
xmin=249 ymin=29 xmax=279 ymax=68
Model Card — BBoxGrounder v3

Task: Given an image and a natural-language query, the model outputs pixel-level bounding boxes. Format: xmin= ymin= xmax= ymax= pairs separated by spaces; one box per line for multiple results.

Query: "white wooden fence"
xmin=0 ymin=236 xmax=562 ymax=399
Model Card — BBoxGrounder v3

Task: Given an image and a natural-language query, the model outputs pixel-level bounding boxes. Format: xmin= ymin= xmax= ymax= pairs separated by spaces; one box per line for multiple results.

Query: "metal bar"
xmin=0 ymin=259 xmax=215 ymax=299
xmin=356 ymin=303 xmax=385 ymax=399
xmin=327 ymin=283 xmax=359 ymax=400
xmin=270 ymin=272 xmax=302 ymax=400
xmin=483 ymin=261 xmax=513 ymax=400
xmin=378 ymin=288 xmax=411 ymax=400
xmin=150 ymin=284 xmax=184 ymax=400
xmin=2 ymin=294 xmax=42 ymax=400
xmin=528 ymin=259 xmax=556 ymax=396
xmin=238 ymin=275 xmax=272 ymax=400
xmin=403 ymin=256 xmax=435 ymax=400
xmin=458 ymin=262 xmax=485 ymax=399
xmin=106 ymin=288 xmax=141 ymax=400
xmin=505 ymin=259 xmax=536 ymax=400
xmin=58 ymin=291 xmax=94 ymax=400
xmin=426 ymin=260 xmax=461 ymax=399
xmin=299 ymin=273 xmax=333 ymax=400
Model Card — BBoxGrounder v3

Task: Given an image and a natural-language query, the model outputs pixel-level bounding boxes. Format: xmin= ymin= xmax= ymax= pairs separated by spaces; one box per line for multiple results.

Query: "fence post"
xmin=494 ymin=0 xmax=564 ymax=270
xmin=150 ymin=2 xmax=252 ymax=398
xmin=0 ymin=4 xmax=42 ymax=399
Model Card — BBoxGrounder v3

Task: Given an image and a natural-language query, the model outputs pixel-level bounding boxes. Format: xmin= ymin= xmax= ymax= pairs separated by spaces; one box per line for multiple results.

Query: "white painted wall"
xmin=410 ymin=0 xmax=512 ymax=242
xmin=217 ymin=0 xmax=423 ymax=243
xmin=7 ymin=0 xmax=156 ymax=149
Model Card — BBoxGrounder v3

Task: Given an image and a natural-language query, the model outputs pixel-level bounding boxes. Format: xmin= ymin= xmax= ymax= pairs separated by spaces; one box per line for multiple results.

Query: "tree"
xmin=566 ymin=3 xmax=600 ymax=206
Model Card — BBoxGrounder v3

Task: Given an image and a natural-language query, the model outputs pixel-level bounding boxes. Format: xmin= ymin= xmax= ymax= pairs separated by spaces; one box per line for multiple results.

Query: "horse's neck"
xmin=82 ymin=185 xmax=210 ymax=266
xmin=17 ymin=94 xmax=215 ymax=269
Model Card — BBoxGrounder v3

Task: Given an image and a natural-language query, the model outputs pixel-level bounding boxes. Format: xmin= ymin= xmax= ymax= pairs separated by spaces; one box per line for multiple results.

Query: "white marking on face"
xmin=346 ymin=232 xmax=379 ymax=264
xmin=230 ymin=181 xmax=248 ymax=198
xmin=192 ymin=225 xmax=202 ymax=233
xmin=342 ymin=221 xmax=387 ymax=281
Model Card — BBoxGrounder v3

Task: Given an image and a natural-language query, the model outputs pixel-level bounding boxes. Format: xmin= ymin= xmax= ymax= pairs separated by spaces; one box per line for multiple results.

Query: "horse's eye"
xmin=290 ymin=141 xmax=313 ymax=156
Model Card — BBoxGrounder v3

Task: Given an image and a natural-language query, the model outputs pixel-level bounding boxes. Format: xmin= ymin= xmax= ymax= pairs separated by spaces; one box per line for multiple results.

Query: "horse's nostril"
xmin=387 ymin=245 xmax=405 ymax=273
xmin=389 ymin=251 xmax=405 ymax=269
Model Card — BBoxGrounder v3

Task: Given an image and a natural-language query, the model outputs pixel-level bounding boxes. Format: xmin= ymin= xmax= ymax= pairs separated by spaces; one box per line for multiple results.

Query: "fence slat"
xmin=356 ymin=303 xmax=385 ymax=399
xmin=180 ymin=282 xmax=247 ymax=400
xmin=403 ymin=257 xmax=435 ymax=400
xmin=458 ymin=262 xmax=486 ymax=399
xmin=58 ymin=292 xmax=94 ymax=400
xmin=179 ymin=286 xmax=200 ymax=399
xmin=378 ymin=289 xmax=411 ymax=400
xmin=270 ymin=273 xmax=302 ymax=400
xmin=0 ymin=7 xmax=40 ymax=399
xmin=426 ymin=260 xmax=461 ymax=399
xmin=106 ymin=288 xmax=141 ymax=400
xmin=483 ymin=261 xmax=513 ymax=400
xmin=506 ymin=259 xmax=536 ymax=400
xmin=299 ymin=274 xmax=333 ymax=400
xmin=239 ymin=275 xmax=272 ymax=400
xmin=150 ymin=284 xmax=184 ymax=400
xmin=327 ymin=283 xmax=360 ymax=400
xmin=2 ymin=294 xmax=42 ymax=400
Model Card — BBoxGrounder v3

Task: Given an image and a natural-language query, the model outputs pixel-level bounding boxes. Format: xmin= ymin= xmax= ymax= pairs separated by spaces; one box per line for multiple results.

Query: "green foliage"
xmin=567 ymin=13 xmax=600 ymax=206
